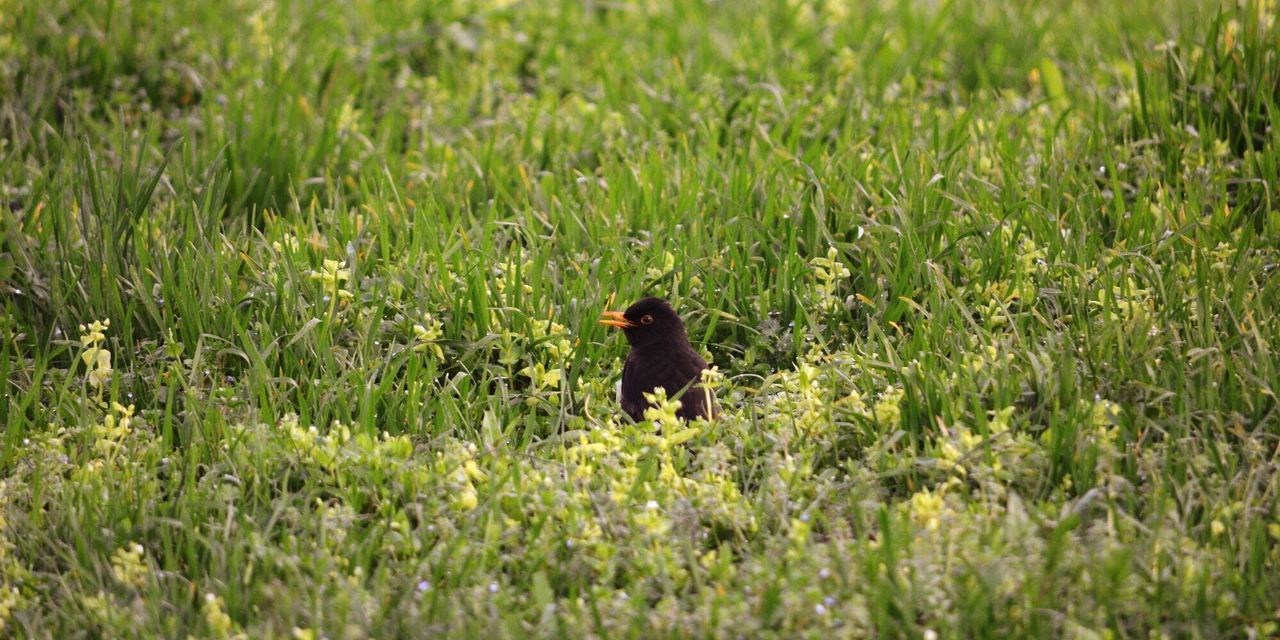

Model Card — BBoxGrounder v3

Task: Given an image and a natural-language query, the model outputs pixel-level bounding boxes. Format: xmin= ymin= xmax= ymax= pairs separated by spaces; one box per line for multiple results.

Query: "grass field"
xmin=2 ymin=0 xmax=1279 ymax=636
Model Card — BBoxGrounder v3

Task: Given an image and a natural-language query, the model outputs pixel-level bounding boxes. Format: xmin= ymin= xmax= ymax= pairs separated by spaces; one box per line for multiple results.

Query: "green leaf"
xmin=1038 ymin=57 xmax=1070 ymax=111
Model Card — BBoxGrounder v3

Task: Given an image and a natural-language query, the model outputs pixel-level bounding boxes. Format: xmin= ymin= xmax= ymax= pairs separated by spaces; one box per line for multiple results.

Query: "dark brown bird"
xmin=600 ymin=297 xmax=717 ymax=421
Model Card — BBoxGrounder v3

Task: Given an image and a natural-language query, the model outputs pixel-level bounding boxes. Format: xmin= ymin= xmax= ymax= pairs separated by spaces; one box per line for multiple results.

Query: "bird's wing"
xmin=686 ymin=349 xmax=709 ymax=373
xmin=674 ymin=349 xmax=709 ymax=387
xmin=679 ymin=385 xmax=717 ymax=420
xmin=619 ymin=353 xmax=645 ymax=420
xmin=621 ymin=347 xmax=716 ymax=421
xmin=670 ymin=348 xmax=718 ymax=419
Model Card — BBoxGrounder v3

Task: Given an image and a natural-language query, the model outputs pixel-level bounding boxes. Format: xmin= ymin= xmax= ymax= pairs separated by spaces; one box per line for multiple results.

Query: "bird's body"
xmin=601 ymin=297 xmax=717 ymax=421
xmin=620 ymin=340 xmax=715 ymax=421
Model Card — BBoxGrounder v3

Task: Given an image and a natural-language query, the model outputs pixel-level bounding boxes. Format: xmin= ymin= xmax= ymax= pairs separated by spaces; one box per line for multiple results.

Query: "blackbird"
xmin=600 ymin=297 xmax=717 ymax=421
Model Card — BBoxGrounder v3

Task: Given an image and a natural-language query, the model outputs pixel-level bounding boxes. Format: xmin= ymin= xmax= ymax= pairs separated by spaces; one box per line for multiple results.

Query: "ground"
xmin=1 ymin=0 xmax=1278 ymax=637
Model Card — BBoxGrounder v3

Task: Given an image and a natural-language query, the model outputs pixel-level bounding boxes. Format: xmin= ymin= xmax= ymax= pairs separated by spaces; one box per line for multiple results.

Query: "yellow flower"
xmin=566 ymin=439 xmax=608 ymax=461
xmin=873 ymin=387 xmax=904 ymax=426
xmin=697 ymin=550 xmax=718 ymax=570
xmin=79 ymin=319 xmax=113 ymax=389
xmin=810 ymin=246 xmax=851 ymax=312
xmin=633 ymin=500 xmax=670 ymax=535
xmin=907 ymin=489 xmax=946 ymax=532
xmin=413 ymin=315 xmax=445 ymax=358
xmin=645 ymin=251 xmax=678 ymax=281
xmin=1090 ymin=399 xmax=1121 ymax=444
xmin=988 ymin=406 xmax=1014 ymax=434
xmin=110 ymin=402 xmax=135 ymax=425
xmin=936 ymin=439 xmax=965 ymax=476
xmin=202 ymin=593 xmax=240 ymax=639
xmin=92 ymin=403 xmax=135 ymax=457
xmin=463 ymin=459 xmax=488 ymax=482
xmin=79 ymin=591 xmax=116 ymax=627
xmin=83 ymin=348 xmax=113 ymax=388
xmin=1090 ymin=400 xmax=1119 ymax=427
xmin=642 ymin=388 xmax=682 ymax=427
xmin=271 ymin=234 xmax=300 ymax=253
xmin=520 ymin=362 xmax=562 ymax=390
xmin=0 ymin=586 xmax=18 ymax=633
xmin=788 ymin=517 xmax=811 ymax=545
xmin=78 ymin=319 xmax=109 ymax=346
xmin=310 ymin=259 xmax=353 ymax=300
xmin=531 ymin=321 xmax=573 ymax=360
xmin=110 ymin=542 xmax=149 ymax=587
xmin=664 ymin=426 xmax=701 ymax=448
xmin=455 ymin=486 xmax=479 ymax=511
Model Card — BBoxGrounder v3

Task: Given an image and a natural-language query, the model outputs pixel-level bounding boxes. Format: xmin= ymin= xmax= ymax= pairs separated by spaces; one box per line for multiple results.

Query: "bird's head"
xmin=600 ymin=296 xmax=687 ymax=348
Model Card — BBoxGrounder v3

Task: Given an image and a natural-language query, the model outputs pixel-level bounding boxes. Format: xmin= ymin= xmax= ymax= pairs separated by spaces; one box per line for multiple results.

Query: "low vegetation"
xmin=1 ymin=0 xmax=1277 ymax=637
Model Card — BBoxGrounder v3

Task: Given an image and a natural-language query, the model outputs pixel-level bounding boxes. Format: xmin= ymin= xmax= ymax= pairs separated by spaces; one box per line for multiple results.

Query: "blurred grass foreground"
xmin=1 ymin=0 xmax=1278 ymax=637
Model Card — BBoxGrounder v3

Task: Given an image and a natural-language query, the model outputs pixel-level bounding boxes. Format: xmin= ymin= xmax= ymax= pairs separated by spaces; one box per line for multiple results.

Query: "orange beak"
xmin=599 ymin=310 xmax=634 ymax=328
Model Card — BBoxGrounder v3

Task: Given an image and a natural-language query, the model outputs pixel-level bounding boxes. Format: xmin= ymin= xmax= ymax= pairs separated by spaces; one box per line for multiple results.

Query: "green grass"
xmin=1 ymin=0 xmax=1278 ymax=637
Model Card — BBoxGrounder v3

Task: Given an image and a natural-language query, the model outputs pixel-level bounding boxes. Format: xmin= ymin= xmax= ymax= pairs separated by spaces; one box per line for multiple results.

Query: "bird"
xmin=600 ymin=296 xmax=717 ymax=421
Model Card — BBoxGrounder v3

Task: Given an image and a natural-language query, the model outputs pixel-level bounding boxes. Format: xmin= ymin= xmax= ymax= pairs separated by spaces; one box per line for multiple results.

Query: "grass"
xmin=1 ymin=0 xmax=1278 ymax=637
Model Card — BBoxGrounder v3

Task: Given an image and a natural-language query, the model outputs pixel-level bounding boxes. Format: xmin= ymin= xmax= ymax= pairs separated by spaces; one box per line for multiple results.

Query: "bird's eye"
xmin=640 ymin=314 xmax=654 ymax=325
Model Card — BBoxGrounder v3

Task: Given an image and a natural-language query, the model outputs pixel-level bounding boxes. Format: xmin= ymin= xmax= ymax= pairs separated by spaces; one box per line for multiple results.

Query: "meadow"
xmin=1 ymin=0 xmax=1279 ymax=637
